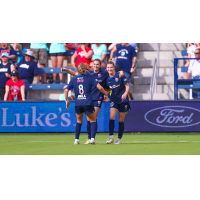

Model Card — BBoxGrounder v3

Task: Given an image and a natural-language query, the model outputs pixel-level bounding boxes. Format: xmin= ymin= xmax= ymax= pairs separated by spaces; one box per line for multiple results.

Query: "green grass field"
xmin=0 ymin=133 xmax=200 ymax=155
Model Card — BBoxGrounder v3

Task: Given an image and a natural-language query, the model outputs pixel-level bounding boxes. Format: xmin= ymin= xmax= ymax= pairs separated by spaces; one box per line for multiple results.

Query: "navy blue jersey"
xmin=0 ymin=62 xmax=11 ymax=88
xmin=106 ymin=72 xmax=129 ymax=104
xmin=116 ymin=44 xmax=137 ymax=73
xmin=67 ymin=74 xmax=98 ymax=106
xmin=86 ymin=70 xmax=109 ymax=101
xmin=17 ymin=59 xmax=39 ymax=83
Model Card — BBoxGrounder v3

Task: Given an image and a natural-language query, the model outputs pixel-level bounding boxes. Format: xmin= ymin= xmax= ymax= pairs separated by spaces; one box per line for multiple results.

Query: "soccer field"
xmin=1 ymin=133 xmax=200 ymax=155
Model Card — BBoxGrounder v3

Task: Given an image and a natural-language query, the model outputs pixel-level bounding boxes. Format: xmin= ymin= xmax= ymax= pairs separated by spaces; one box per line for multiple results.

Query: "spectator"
xmin=91 ymin=43 xmax=107 ymax=68
xmin=71 ymin=43 xmax=93 ymax=70
xmin=185 ymin=43 xmax=200 ymax=67
xmin=49 ymin=43 xmax=66 ymax=84
xmin=186 ymin=48 xmax=200 ymax=98
xmin=4 ymin=70 xmax=25 ymax=101
xmin=0 ymin=53 xmax=15 ymax=99
xmin=16 ymin=49 xmax=40 ymax=85
xmin=0 ymin=43 xmax=16 ymax=64
xmin=108 ymin=43 xmax=137 ymax=51
xmin=110 ymin=43 xmax=137 ymax=100
xmin=30 ymin=43 xmax=48 ymax=83
xmin=10 ymin=43 xmax=23 ymax=64
xmin=64 ymin=43 xmax=81 ymax=64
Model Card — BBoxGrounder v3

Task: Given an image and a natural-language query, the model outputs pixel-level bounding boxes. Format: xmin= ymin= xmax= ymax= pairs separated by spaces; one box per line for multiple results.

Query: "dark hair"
xmin=94 ymin=59 xmax=101 ymax=65
xmin=107 ymin=61 xmax=115 ymax=67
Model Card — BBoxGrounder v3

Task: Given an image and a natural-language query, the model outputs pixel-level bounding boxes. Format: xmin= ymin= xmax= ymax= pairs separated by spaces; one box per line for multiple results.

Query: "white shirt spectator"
xmin=188 ymin=59 xmax=200 ymax=77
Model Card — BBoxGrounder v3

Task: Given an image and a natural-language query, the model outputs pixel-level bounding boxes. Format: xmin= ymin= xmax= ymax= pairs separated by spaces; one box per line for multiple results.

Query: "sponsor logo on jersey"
xmin=77 ymin=79 xmax=84 ymax=83
xmin=110 ymin=102 xmax=114 ymax=108
xmin=109 ymin=84 xmax=120 ymax=89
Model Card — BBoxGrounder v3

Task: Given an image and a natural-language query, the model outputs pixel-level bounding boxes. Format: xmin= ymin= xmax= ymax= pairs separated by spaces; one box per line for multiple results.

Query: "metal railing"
xmin=150 ymin=43 xmax=160 ymax=100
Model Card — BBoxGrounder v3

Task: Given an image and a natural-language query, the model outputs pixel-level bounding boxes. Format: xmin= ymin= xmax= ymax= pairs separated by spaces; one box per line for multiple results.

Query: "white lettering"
xmin=45 ymin=113 xmax=57 ymax=127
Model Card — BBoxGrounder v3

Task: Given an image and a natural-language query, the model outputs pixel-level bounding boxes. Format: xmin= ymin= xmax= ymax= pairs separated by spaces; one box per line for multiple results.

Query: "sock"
xmin=118 ymin=122 xmax=124 ymax=139
xmin=91 ymin=122 xmax=97 ymax=139
xmin=96 ymin=119 xmax=98 ymax=133
xmin=109 ymin=120 xmax=115 ymax=136
xmin=75 ymin=123 xmax=82 ymax=139
xmin=87 ymin=120 xmax=91 ymax=139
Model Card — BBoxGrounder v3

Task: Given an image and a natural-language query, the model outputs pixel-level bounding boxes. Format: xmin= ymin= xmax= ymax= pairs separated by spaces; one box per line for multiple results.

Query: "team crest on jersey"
xmin=115 ymin=78 xmax=119 ymax=82
xmin=98 ymin=74 xmax=101 ymax=78
xmin=125 ymin=105 xmax=128 ymax=111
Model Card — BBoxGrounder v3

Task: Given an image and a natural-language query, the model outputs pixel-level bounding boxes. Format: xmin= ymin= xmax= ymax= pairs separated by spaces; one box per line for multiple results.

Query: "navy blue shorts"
xmin=49 ymin=52 xmax=66 ymax=57
xmin=75 ymin=105 xmax=95 ymax=114
xmin=93 ymin=100 xmax=103 ymax=109
xmin=110 ymin=101 xmax=131 ymax=112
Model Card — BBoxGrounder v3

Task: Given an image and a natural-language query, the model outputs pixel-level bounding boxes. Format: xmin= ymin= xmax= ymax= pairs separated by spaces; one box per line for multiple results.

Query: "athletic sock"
xmin=87 ymin=120 xmax=91 ymax=139
xmin=91 ymin=122 xmax=97 ymax=139
xmin=96 ymin=119 xmax=98 ymax=132
xmin=75 ymin=123 xmax=82 ymax=139
xmin=118 ymin=122 xmax=124 ymax=139
xmin=109 ymin=120 xmax=115 ymax=136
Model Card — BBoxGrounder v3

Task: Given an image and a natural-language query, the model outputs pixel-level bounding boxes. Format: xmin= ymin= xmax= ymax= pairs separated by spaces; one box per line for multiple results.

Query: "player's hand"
xmin=130 ymin=68 xmax=135 ymax=73
xmin=61 ymin=68 xmax=66 ymax=72
xmin=66 ymin=101 xmax=70 ymax=109
xmin=104 ymin=95 xmax=109 ymax=102
xmin=119 ymin=71 xmax=124 ymax=78
xmin=121 ymin=92 xmax=127 ymax=101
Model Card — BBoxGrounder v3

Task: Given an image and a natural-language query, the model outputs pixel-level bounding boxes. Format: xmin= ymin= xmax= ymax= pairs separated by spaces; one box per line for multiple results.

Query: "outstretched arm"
xmin=61 ymin=68 xmax=78 ymax=76
xmin=64 ymin=89 xmax=70 ymax=109
xmin=96 ymin=83 xmax=108 ymax=99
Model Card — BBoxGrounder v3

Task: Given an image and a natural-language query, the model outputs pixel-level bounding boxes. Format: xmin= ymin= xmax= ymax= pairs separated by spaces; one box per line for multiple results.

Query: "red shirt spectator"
xmin=4 ymin=70 xmax=25 ymax=101
xmin=71 ymin=43 xmax=94 ymax=69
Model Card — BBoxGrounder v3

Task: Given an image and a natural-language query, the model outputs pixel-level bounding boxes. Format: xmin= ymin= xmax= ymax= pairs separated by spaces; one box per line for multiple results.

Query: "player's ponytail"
xmin=77 ymin=63 xmax=88 ymax=74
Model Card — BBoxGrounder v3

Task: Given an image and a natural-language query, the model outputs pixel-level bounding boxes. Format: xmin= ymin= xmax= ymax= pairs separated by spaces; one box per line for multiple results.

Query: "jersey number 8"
xmin=79 ymin=84 xmax=84 ymax=95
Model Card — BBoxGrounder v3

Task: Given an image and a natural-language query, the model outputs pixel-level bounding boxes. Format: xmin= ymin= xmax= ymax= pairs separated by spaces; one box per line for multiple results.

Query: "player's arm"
xmin=96 ymin=83 xmax=108 ymax=100
xmin=4 ymin=85 xmax=10 ymax=101
xmin=20 ymin=85 xmax=25 ymax=101
xmin=121 ymin=83 xmax=129 ymax=101
xmin=64 ymin=88 xmax=70 ymax=109
xmin=61 ymin=68 xmax=78 ymax=76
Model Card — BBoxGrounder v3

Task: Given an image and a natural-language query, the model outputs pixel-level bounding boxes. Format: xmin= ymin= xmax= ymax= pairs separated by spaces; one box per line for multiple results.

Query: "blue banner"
xmin=0 ymin=102 xmax=118 ymax=132
xmin=1 ymin=101 xmax=200 ymax=132
xmin=125 ymin=101 xmax=200 ymax=132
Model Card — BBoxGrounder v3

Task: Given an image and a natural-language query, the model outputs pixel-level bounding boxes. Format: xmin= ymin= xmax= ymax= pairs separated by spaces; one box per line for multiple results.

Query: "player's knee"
xmin=110 ymin=116 xmax=115 ymax=120
xmin=77 ymin=120 xmax=83 ymax=124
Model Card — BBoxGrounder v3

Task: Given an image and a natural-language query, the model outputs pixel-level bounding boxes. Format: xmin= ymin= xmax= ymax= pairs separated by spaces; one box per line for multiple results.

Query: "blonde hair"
xmin=0 ymin=43 xmax=11 ymax=50
xmin=78 ymin=63 xmax=88 ymax=74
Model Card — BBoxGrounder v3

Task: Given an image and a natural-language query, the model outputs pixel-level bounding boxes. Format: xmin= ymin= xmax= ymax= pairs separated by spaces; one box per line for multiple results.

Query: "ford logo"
xmin=144 ymin=106 xmax=200 ymax=128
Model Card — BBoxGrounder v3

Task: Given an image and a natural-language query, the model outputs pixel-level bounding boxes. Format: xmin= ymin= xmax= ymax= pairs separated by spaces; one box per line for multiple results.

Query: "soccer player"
xmin=64 ymin=63 xmax=108 ymax=145
xmin=62 ymin=59 xmax=124 ymax=144
xmin=106 ymin=61 xmax=131 ymax=144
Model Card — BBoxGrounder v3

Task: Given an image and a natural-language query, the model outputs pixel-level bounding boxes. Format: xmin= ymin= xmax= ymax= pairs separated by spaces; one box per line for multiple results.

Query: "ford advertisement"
xmin=0 ymin=101 xmax=200 ymax=132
